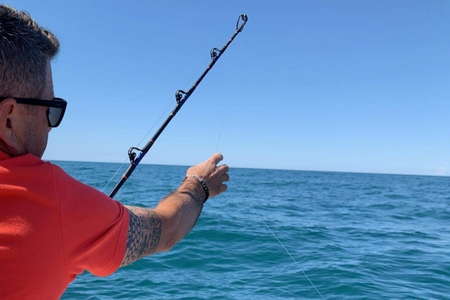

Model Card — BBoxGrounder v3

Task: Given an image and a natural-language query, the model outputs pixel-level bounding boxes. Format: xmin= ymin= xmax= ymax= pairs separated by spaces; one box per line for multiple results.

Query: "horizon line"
xmin=48 ymin=158 xmax=449 ymax=179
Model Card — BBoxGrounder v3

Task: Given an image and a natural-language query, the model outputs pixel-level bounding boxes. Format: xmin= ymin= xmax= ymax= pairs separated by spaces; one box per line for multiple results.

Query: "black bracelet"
xmin=184 ymin=175 xmax=209 ymax=203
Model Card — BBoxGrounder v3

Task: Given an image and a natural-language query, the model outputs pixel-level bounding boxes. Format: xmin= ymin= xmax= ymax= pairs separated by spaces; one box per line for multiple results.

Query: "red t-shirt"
xmin=0 ymin=152 xmax=129 ymax=299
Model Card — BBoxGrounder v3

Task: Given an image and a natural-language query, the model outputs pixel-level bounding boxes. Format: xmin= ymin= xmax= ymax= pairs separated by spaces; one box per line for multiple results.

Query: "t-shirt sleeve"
xmin=52 ymin=164 xmax=129 ymax=277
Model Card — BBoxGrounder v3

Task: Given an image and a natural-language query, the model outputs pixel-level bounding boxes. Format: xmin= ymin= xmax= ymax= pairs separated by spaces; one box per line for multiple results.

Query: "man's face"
xmin=22 ymin=62 xmax=54 ymax=157
xmin=0 ymin=62 xmax=54 ymax=157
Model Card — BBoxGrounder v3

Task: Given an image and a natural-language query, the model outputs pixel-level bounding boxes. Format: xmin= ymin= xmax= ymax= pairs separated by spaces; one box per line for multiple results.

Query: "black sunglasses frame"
xmin=0 ymin=97 xmax=67 ymax=128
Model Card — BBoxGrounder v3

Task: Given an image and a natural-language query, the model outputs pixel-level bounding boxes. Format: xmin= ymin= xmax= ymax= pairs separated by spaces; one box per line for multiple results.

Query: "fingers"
xmin=215 ymin=164 xmax=229 ymax=173
xmin=220 ymin=184 xmax=228 ymax=193
xmin=212 ymin=164 xmax=229 ymax=181
xmin=209 ymin=153 xmax=223 ymax=165
xmin=203 ymin=163 xmax=229 ymax=197
xmin=222 ymin=173 xmax=230 ymax=182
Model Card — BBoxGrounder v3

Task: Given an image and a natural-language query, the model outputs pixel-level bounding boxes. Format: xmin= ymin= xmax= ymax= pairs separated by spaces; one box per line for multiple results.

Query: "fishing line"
xmin=214 ymin=105 xmax=225 ymax=153
xmin=135 ymin=92 xmax=176 ymax=148
xmin=101 ymin=98 xmax=174 ymax=193
xmin=212 ymin=105 xmax=322 ymax=296
xmin=262 ymin=220 xmax=324 ymax=299
xmin=101 ymin=163 xmax=128 ymax=193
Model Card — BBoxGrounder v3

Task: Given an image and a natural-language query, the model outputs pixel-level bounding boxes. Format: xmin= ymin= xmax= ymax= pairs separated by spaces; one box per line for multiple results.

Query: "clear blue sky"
xmin=10 ymin=0 xmax=450 ymax=176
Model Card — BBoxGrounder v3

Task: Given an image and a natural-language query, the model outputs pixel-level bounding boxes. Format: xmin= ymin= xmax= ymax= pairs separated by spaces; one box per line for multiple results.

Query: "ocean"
xmin=55 ymin=161 xmax=450 ymax=299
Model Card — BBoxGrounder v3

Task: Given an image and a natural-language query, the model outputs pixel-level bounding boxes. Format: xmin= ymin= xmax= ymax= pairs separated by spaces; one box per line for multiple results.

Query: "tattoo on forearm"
xmin=120 ymin=208 xmax=162 ymax=267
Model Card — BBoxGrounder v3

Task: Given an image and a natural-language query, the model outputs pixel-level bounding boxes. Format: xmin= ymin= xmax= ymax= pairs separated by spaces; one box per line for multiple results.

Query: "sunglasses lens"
xmin=48 ymin=106 xmax=63 ymax=127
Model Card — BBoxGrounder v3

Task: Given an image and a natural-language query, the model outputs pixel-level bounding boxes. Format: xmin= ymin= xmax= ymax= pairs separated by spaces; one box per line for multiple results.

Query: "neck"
xmin=0 ymin=138 xmax=20 ymax=157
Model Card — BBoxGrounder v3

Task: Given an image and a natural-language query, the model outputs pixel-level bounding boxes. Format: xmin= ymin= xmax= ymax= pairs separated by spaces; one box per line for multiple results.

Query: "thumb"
xmin=209 ymin=153 xmax=223 ymax=165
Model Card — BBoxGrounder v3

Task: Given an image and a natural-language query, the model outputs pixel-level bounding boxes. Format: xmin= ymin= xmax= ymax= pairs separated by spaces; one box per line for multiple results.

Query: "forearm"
xmin=153 ymin=178 xmax=205 ymax=250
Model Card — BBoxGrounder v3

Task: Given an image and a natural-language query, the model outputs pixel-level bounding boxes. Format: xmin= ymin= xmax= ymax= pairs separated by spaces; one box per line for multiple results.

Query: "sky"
xmin=8 ymin=0 xmax=450 ymax=176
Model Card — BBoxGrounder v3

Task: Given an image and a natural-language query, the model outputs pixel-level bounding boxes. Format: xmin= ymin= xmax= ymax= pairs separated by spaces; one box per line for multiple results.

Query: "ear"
xmin=0 ymin=98 xmax=20 ymax=154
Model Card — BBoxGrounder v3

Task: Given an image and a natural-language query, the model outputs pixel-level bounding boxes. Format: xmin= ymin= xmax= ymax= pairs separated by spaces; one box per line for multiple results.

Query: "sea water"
xmin=56 ymin=161 xmax=450 ymax=299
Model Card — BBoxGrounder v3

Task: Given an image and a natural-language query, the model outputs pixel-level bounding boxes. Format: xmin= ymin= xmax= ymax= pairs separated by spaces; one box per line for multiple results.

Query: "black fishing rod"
xmin=109 ymin=14 xmax=248 ymax=198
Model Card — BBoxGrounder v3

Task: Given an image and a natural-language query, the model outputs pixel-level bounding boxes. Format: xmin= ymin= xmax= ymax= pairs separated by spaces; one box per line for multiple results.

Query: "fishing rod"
xmin=109 ymin=14 xmax=248 ymax=198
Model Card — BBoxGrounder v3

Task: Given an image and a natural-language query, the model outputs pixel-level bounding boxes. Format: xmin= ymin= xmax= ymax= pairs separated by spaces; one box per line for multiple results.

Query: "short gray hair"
xmin=0 ymin=5 xmax=59 ymax=97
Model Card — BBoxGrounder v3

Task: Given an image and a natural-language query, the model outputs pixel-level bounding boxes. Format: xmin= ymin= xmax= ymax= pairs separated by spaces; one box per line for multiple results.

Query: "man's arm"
xmin=119 ymin=206 xmax=162 ymax=266
xmin=120 ymin=153 xmax=229 ymax=267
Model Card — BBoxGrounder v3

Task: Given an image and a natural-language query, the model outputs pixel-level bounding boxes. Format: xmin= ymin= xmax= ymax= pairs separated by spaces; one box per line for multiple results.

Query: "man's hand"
xmin=186 ymin=153 xmax=229 ymax=198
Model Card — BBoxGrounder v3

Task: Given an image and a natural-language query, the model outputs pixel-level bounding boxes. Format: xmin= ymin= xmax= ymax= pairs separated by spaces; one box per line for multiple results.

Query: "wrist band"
xmin=184 ymin=175 xmax=209 ymax=203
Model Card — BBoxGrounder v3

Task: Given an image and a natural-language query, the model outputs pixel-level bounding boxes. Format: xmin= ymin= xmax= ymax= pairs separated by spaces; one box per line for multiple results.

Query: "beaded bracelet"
xmin=184 ymin=175 xmax=209 ymax=203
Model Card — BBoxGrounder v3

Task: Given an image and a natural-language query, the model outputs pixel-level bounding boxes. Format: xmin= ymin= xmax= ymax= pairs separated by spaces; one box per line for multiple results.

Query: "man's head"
xmin=0 ymin=5 xmax=60 ymax=157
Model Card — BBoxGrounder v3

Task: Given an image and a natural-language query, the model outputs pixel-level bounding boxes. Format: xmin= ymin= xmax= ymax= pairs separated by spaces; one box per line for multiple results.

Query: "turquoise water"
xmin=56 ymin=161 xmax=450 ymax=299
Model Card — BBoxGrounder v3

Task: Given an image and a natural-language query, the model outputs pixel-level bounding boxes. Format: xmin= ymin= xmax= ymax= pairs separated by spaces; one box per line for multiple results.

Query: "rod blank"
xmin=109 ymin=14 xmax=248 ymax=198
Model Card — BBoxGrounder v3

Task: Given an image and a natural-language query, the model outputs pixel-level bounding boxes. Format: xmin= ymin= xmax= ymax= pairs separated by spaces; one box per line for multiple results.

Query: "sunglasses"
xmin=0 ymin=97 xmax=67 ymax=128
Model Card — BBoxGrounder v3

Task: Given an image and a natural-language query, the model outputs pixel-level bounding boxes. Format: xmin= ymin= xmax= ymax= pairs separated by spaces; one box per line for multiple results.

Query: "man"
xmin=0 ymin=5 xmax=229 ymax=299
